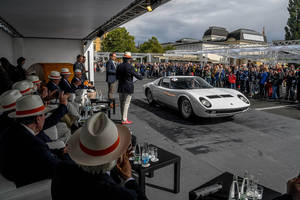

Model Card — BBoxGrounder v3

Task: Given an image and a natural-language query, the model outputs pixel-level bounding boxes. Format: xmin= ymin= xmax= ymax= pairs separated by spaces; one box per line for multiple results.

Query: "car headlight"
xmin=237 ymin=95 xmax=249 ymax=104
xmin=199 ymin=97 xmax=212 ymax=108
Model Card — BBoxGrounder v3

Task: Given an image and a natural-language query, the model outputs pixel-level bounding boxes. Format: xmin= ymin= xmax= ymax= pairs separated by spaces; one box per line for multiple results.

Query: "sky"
xmin=122 ymin=0 xmax=289 ymax=44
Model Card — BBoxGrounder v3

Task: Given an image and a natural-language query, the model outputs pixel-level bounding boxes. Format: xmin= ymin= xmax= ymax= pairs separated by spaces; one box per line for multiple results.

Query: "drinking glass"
xmin=256 ymin=185 xmax=264 ymax=200
xmin=141 ymin=145 xmax=150 ymax=168
xmin=134 ymin=144 xmax=141 ymax=165
xmin=246 ymin=175 xmax=257 ymax=200
xmin=150 ymin=147 xmax=159 ymax=162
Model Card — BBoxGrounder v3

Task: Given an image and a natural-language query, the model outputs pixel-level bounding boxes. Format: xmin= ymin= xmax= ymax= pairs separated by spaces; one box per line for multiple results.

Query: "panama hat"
xmin=74 ymin=69 xmax=82 ymax=74
xmin=61 ymin=68 xmax=72 ymax=75
xmin=27 ymin=75 xmax=41 ymax=85
xmin=12 ymin=80 xmax=34 ymax=95
xmin=26 ymin=80 xmax=37 ymax=92
xmin=8 ymin=95 xmax=52 ymax=118
xmin=0 ymin=90 xmax=22 ymax=112
xmin=67 ymin=113 xmax=131 ymax=166
xmin=123 ymin=52 xmax=132 ymax=58
xmin=48 ymin=71 xmax=61 ymax=80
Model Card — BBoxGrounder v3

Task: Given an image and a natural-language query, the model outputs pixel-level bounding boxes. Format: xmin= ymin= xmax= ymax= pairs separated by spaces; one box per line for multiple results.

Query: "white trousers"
xmin=119 ymin=93 xmax=132 ymax=121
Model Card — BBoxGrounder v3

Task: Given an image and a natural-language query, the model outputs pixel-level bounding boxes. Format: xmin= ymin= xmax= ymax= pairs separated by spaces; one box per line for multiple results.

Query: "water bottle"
xmin=228 ymin=175 xmax=240 ymax=200
xmin=240 ymin=171 xmax=250 ymax=199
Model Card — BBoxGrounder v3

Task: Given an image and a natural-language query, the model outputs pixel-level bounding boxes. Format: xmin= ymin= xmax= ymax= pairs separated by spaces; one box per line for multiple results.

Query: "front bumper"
xmin=194 ymin=106 xmax=250 ymax=118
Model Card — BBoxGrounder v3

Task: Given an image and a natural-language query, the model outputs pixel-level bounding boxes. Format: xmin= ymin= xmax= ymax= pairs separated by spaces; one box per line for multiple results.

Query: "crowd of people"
xmin=0 ymin=54 xmax=299 ymax=200
xmin=103 ymin=62 xmax=300 ymax=102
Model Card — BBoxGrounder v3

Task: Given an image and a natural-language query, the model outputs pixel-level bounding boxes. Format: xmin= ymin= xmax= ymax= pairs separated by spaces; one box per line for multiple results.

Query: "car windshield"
xmin=170 ymin=77 xmax=213 ymax=89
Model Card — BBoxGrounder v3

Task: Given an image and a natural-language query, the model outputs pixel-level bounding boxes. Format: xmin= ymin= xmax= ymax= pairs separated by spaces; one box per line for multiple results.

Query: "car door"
xmin=156 ymin=78 xmax=176 ymax=106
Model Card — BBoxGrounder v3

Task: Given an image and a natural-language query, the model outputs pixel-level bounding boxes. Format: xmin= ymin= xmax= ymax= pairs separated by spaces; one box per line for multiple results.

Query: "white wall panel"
xmin=21 ymin=38 xmax=82 ymax=68
xmin=0 ymin=29 xmax=14 ymax=63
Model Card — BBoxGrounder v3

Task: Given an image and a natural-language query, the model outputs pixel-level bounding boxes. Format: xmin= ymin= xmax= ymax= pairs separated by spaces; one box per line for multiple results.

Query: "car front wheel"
xmin=146 ymin=89 xmax=155 ymax=105
xmin=179 ymin=98 xmax=194 ymax=119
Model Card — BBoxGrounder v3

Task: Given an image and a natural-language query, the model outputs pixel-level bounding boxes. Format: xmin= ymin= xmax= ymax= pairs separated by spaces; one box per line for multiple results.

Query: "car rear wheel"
xmin=146 ymin=89 xmax=155 ymax=105
xmin=179 ymin=98 xmax=194 ymax=119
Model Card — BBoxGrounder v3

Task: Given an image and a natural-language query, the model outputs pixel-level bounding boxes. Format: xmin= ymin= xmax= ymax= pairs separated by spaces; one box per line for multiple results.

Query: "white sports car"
xmin=143 ymin=76 xmax=250 ymax=119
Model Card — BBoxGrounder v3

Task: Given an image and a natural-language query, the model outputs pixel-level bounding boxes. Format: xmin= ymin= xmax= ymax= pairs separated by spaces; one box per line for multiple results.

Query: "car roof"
xmin=166 ymin=76 xmax=198 ymax=79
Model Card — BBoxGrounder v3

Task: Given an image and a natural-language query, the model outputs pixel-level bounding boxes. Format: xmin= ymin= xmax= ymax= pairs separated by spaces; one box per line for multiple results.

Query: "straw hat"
xmin=12 ymin=80 xmax=33 ymax=95
xmin=0 ymin=89 xmax=22 ymax=112
xmin=8 ymin=95 xmax=52 ymax=118
xmin=61 ymin=68 xmax=72 ymax=75
xmin=67 ymin=113 xmax=131 ymax=166
xmin=26 ymin=80 xmax=37 ymax=92
xmin=48 ymin=71 xmax=61 ymax=80
xmin=74 ymin=69 xmax=82 ymax=74
xmin=27 ymin=75 xmax=41 ymax=85
xmin=123 ymin=52 xmax=132 ymax=58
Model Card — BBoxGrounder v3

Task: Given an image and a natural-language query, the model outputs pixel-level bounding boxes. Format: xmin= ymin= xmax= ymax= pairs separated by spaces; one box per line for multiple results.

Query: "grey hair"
xmin=78 ymin=160 xmax=117 ymax=175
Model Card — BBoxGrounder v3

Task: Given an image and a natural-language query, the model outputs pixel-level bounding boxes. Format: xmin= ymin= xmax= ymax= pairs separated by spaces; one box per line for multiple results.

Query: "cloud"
xmin=122 ymin=0 xmax=289 ymax=44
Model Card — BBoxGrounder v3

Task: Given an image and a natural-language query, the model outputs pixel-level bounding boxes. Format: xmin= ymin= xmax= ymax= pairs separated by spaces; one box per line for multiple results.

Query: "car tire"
xmin=179 ymin=97 xmax=194 ymax=119
xmin=146 ymin=89 xmax=156 ymax=105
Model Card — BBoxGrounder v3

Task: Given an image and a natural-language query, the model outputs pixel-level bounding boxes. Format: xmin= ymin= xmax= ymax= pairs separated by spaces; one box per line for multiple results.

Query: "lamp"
xmin=146 ymin=5 xmax=152 ymax=12
xmin=146 ymin=0 xmax=153 ymax=12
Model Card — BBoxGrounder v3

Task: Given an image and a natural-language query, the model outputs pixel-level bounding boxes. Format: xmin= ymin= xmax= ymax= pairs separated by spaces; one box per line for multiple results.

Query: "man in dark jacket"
xmin=0 ymin=94 xmax=69 ymax=187
xmin=58 ymin=68 xmax=74 ymax=94
xmin=106 ymin=52 xmax=118 ymax=102
xmin=15 ymin=57 xmax=27 ymax=81
xmin=0 ymin=59 xmax=13 ymax=95
xmin=51 ymin=113 xmax=147 ymax=200
xmin=116 ymin=52 xmax=142 ymax=125
xmin=47 ymin=71 xmax=61 ymax=100
xmin=73 ymin=55 xmax=87 ymax=82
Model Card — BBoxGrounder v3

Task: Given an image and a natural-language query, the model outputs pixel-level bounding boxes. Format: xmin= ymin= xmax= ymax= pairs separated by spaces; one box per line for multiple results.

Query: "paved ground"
xmin=94 ymin=72 xmax=300 ymax=200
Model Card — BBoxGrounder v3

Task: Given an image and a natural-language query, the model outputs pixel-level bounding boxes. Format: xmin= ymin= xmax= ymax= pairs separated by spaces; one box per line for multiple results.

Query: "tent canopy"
xmin=0 ymin=0 xmax=170 ymax=40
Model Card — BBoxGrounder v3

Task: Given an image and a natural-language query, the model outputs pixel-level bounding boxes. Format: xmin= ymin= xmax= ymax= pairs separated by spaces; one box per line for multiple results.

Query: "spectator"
xmin=228 ymin=71 xmax=237 ymax=89
xmin=12 ymin=80 xmax=34 ymax=95
xmin=47 ymin=71 xmax=61 ymax=100
xmin=0 ymin=58 xmax=13 ymax=95
xmin=0 ymin=90 xmax=22 ymax=137
xmin=0 ymin=94 xmax=69 ymax=187
xmin=16 ymin=57 xmax=27 ymax=81
xmin=73 ymin=55 xmax=87 ymax=81
xmin=285 ymin=70 xmax=296 ymax=101
xmin=71 ymin=69 xmax=85 ymax=91
xmin=271 ymin=70 xmax=280 ymax=100
xmin=59 ymin=68 xmax=74 ymax=93
xmin=259 ymin=69 xmax=268 ymax=98
xmin=116 ymin=52 xmax=142 ymax=125
xmin=51 ymin=112 xmax=148 ymax=200
xmin=106 ymin=52 xmax=117 ymax=103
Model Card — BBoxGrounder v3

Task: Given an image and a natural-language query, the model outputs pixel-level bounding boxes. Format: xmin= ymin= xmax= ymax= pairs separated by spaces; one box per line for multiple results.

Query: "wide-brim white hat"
xmin=27 ymin=75 xmax=41 ymax=84
xmin=123 ymin=52 xmax=132 ymax=58
xmin=48 ymin=71 xmax=61 ymax=80
xmin=12 ymin=80 xmax=34 ymax=95
xmin=67 ymin=113 xmax=131 ymax=166
xmin=8 ymin=95 xmax=53 ymax=118
xmin=0 ymin=89 xmax=22 ymax=112
xmin=61 ymin=68 xmax=72 ymax=75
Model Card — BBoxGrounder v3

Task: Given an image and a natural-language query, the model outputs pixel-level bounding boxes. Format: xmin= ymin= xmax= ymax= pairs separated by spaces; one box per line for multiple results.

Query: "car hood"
xmin=186 ymin=88 xmax=236 ymax=97
xmin=186 ymin=88 xmax=249 ymax=109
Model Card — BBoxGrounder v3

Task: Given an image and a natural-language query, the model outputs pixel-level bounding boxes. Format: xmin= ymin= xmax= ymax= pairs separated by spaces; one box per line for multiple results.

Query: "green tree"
xmin=101 ymin=27 xmax=138 ymax=52
xmin=285 ymin=0 xmax=300 ymax=40
xmin=163 ymin=44 xmax=175 ymax=52
xmin=139 ymin=36 xmax=164 ymax=53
